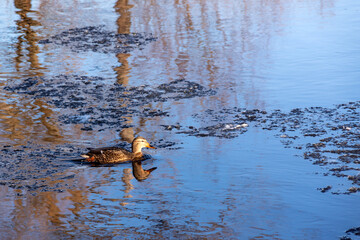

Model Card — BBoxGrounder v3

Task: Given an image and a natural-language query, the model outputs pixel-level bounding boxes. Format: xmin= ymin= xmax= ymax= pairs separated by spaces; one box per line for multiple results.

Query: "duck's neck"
xmin=132 ymin=145 xmax=143 ymax=154
xmin=132 ymin=141 xmax=145 ymax=159
xmin=132 ymin=152 xmax=143 ymax=160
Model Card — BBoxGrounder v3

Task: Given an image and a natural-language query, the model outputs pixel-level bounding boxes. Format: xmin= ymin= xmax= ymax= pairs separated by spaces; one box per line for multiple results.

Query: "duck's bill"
xmin=147 ymin=144 xmax=156 ymax=149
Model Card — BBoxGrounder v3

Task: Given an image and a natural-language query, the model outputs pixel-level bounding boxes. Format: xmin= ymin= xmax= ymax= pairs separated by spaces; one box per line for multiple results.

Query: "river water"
xmin=0 ymin=0 xmax=359 ymax=239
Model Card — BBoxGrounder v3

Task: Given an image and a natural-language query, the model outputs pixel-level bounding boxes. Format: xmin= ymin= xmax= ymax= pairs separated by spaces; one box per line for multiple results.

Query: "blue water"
xmin=0 ymin=0 xmax=359 ymax=239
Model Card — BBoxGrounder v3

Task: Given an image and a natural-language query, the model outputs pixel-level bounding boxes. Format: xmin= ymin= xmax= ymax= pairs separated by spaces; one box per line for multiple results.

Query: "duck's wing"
xmin=82 ymin=147 xmax=132 ymax=164
xmin=87 ymin=147 xmax=123 ymax=154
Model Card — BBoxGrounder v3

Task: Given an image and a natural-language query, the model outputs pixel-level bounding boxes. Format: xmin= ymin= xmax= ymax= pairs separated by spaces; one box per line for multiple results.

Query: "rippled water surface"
xmin=0 ymin=0 xmax=359 ymax=239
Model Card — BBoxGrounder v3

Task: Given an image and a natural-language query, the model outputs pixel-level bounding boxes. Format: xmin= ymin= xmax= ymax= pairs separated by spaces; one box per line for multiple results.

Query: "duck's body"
xmin=81 ymin=136 xmax=155 ymax=164
xmin=81 ymin=147 xmax=140 ymax=164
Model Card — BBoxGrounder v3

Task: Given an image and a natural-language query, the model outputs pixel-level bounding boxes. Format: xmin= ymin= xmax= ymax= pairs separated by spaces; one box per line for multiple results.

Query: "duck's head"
xmin=132 ymin=136 xmax=156 ymax=153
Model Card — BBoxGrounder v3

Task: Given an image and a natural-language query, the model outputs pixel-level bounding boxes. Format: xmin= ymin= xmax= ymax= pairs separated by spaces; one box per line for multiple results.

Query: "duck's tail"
xmin=56 ymin=154 xmax=88 ymax=162
xmin=57 ymin=157 xmax=86 ymax=162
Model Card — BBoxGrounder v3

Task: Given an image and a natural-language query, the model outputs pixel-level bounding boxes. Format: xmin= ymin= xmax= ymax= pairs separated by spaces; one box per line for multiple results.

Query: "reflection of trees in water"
xmin=121 ymin=168 xmax=134 ymax=204
xmin=3 ymin=0 xmax=336 ymax=145
xmin=129 ymin=0 xmax=335 ymax=109
xmin=2 ymin=164 xmax=145 ymax=238
xmin=14 ymin=0 xmax=41 ymax=74
xmin=0 ymin=98 xmax=63 ymax=143
xmin=114 ymin=0 xmax=133 ymax=85
xmin=0 ymin=0 xmax=339 ymax=238
xmin=0 ymin=0 xmax=158 ymax=233
xmin=126 ymin=0 xmax=335 ymax=163
xmin=0 ymin=0 xmax=63 ymax=145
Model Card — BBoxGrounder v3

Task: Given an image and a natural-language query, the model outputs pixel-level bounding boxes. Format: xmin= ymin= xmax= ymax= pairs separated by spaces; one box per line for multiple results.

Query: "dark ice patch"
xmin=163 ymin=101 xmax=360 ymax=194
xmin=38 ymin=25 xmax=156 ymax=54
xmin=4 ymin=75 xmax=216 ymax=131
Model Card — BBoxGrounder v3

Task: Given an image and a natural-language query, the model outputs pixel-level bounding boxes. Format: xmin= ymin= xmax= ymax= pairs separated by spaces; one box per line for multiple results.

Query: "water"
xmin=0 ymin=0 xmax=359 ymax=239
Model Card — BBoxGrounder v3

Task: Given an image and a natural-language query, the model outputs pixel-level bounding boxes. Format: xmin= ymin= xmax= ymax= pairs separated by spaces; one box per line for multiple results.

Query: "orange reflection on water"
xmin=114 ymin=0 xmax=133 ymax=85
xmin=1 ymin=0 xmax=336 ymax=145
xmin=14 ymin=0 xmax=42 ymax=76
xmin=0 ymin=0 xmax=345 ymax=238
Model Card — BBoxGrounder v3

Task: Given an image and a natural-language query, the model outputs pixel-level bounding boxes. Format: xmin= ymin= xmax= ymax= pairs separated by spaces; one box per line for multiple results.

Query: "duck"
xmin=132 ymin=160 xmax=157 ymax=181
xmin=80 ymin=136 xmax=156 ymax=164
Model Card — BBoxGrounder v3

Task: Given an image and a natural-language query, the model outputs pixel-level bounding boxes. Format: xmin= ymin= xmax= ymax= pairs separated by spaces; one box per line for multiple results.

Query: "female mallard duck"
xmin=81 ymin=136 xmax=156 ymax=164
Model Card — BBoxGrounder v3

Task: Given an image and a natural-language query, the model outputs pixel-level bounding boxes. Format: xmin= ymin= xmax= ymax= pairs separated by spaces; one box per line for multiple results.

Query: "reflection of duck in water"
xmin=81 ymin=136 xmax=156 ymax=164
xmin=132 ymin=160 xmax=157 ymax=181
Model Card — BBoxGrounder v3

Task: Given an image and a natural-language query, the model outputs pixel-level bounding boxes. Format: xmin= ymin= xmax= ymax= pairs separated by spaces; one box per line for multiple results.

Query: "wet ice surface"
xmin=38 ymin=25 xmax=156 ymax=54
xmin=1 ymin=0 xmax=360 ymax=239
xmin=4 ymin=73 xmax=359 ymax=194
xmin=5 ymin=60 xmax=359 ymax=236
xmin=172 ymin=102 xmax=360 ymax=194
xmin=2 ymin=71 xmax=360 ymax=238
xmin=5 ymin=75 xmax=215 ymax=130
xmin=0 ymin=144 xmax=80 ymax=194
